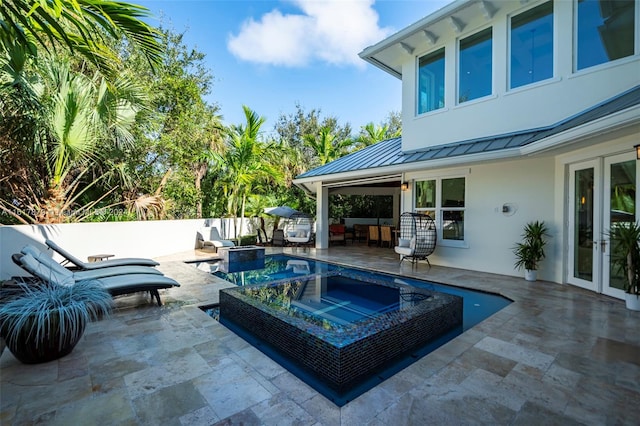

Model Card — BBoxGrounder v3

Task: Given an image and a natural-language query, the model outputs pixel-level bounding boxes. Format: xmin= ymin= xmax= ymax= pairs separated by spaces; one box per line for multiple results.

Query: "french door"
xmin=568 ymin=154 xmax=638 ymax=297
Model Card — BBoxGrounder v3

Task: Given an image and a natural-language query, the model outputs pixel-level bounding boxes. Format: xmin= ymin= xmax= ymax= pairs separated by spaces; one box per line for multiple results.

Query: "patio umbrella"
xmin=264 ymin=206 xmax=300 ymax=219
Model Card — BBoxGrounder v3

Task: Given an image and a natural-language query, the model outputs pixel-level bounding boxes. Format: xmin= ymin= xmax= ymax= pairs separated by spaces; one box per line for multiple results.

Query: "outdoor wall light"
xmin=401 ymin=182 xmax=409 ymax=191
xmin=635 ymin=144 xmax=640 ymax=160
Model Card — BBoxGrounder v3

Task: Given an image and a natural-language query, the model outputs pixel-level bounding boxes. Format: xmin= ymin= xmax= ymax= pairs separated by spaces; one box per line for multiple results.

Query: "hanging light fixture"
xmin=634 ymin=144 xmax=640 ymax=160
xmin=401 ymin=182 xmax=409 ymax=191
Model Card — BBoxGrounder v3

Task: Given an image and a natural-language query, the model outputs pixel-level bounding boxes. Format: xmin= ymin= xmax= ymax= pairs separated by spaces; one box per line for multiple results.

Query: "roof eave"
xmin=292 ymin=105 xmax=640 ymax=194
xmin=360 ymin=56 xmax=402 ymax=80
xmin=358 ymin=0 xmax=473 ymax=77
xmin=292 ymin=148 xmax=522 ymax=188
xmin=521 ymin=105 xmax=640 ymax=155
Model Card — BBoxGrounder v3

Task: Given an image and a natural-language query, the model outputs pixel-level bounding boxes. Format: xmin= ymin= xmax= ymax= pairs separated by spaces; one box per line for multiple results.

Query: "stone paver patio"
xmin=1 ymin=245 xmax=639 ymax=425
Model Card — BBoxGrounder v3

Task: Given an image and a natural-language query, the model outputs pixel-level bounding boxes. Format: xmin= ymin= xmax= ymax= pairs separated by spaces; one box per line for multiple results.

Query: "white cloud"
xmin=227 ymin=0 xmax=391 ymax=68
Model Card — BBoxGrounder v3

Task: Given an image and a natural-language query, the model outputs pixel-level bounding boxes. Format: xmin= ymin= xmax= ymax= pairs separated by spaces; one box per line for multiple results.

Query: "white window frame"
xmin=412 ymin=172 xmax=468 ymax=248
xmin=573 ymin=0 xmax=638 ymax=73
xmin=457 ymin=26 xmax=494 ymax=105
xmin=416 ymin=47 xmax=446 ymax=116
xmin=508 ymin=0 xmax=555 ymax=90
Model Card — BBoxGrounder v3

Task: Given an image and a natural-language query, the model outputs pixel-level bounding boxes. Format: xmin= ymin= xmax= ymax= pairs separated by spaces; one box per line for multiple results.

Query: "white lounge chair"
xmin=45 ymin=239 xmax=159 ymax=269
xmin=196 ymin=227 xmax=235 ymax=251
xmin=13 ymin=253 xmax=179 ymax=306
xmin=285 ymin=224 xmax=312 ymax=245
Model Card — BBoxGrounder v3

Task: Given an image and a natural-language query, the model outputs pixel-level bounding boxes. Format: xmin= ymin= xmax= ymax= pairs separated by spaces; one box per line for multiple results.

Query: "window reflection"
xmin=577 ymin=0 xmax=635 ymax=70
xmin=418 ymin=49 xmax=445 ymax=114
xmin=510 ymin=2 xmax=554 ymax=89
xmin=574 ymin=168 xmax=594 ymax=281
xmin=443 ymin=210 xmax=464 ymax=240
xmin=415 ymin=180 xmax=436 ymax=209
xmin=609 ymin=160 xmax=636 ymax=291
xmin=459 ymin=28 xmax=492 ymax=103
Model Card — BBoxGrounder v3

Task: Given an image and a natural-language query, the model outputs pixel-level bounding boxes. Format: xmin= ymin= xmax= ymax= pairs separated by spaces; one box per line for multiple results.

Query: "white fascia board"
xmin=360 ymin=56 xmax=402 ymax=79
xmin=520 ymin=106 xmax=640 ymax=156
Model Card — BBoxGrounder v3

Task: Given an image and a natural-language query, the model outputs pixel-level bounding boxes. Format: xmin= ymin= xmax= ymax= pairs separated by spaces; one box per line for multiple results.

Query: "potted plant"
xmin=610 ymin=221 xmax=640 ymax=311
xmin=513 ymin=221 xmax=550 ymax=281
xmin=0 ymin=279 xmax=112 ymax=364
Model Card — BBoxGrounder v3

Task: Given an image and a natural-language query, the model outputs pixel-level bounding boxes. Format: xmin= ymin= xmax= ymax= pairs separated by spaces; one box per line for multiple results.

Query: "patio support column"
xmin=315 ymin=181 xmax=328 ymax=249
xmin=393 ymin=188 xmax=400 ymax=226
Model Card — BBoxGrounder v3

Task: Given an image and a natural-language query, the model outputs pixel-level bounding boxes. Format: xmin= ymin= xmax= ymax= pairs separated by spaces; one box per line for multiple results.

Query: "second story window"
xmin=576 ymin=0 xmax=635 ymax=71
xmin=418 ymin=48 xmax=445 ymax=114
xmin=459 ymin=28 xmax=492 ymax=103
xmin=510 ymin=1 xmax=554 ymax=89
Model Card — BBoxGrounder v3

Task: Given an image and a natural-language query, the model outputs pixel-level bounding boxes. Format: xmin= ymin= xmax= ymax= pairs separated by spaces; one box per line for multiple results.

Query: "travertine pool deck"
xmin=1 ymin=246 xmax=639 ymax=425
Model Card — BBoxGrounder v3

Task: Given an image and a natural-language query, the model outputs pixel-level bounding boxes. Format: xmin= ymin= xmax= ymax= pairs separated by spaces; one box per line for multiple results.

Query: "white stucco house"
xmin=293 ymin=0 xmax=640 ymax=300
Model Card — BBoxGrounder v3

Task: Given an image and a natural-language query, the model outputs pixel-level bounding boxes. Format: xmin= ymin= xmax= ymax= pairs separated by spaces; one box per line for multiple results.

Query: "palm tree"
xmin=0 ymin=0 xmax=162 ymax=75
xmin=0 ymin=57 xmax=148 ymax=223
xmin=214 ymin=106 xmax=282 ymax=237
xmin=355 ymin=122 xmax=401 ymax=149
xmin=303 ymin=126 xmax=353 ymax=166
xmin=275 ymin=138 xmax=307 ymax=188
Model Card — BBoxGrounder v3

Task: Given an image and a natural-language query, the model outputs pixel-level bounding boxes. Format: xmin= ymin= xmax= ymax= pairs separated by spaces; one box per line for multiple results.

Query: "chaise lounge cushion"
xmin=45 ymin=239 xmax=159 ymax=269
xmin=19 ymin=253 xmax=74 ymax=286
xmin=14 ymin=253 xmax=180 ymax=306
xmin=21 ymin=245 xmax=163 ymax=279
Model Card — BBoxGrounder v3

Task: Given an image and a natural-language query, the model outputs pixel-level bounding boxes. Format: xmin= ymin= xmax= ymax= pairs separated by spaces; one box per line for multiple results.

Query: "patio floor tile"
xmin=2 ymin=245 xmax=639 ymax=425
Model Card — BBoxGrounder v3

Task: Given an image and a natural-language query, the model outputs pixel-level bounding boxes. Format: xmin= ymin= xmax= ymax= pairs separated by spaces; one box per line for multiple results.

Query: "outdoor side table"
xmin=87 ymin=254 xmax=114 ymax=262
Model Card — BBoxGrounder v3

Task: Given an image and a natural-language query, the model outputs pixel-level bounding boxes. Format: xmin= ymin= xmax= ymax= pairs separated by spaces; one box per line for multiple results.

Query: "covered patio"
xmin=1 ymin=246 xmax=638 ymax=425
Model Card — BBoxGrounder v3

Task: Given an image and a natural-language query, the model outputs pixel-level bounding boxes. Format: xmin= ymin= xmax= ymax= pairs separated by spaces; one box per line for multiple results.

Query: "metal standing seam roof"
xmin=296 ymin=85 xmax=640 ymax=180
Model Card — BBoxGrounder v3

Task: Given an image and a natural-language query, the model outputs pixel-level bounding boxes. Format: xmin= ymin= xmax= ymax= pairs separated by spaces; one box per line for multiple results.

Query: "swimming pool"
xmin=193 ymin=254 xmax=340 ymax=286
xmin=197 ymin=254 xmax=511 ymax=405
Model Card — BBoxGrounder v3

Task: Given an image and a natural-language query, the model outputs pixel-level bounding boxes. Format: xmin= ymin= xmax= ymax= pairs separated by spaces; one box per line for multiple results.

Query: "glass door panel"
xmin=568 ymin=160 xmax=600 ymax=291
xmin=604 ymin=155 xmax=637 ymax=298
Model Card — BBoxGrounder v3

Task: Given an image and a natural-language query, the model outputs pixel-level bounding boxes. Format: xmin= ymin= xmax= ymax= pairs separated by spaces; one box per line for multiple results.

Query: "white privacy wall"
xmin=403 ymin=156 xmax=559 ymax=282
xmin=0 ymin=218 xmax=253 ymax=281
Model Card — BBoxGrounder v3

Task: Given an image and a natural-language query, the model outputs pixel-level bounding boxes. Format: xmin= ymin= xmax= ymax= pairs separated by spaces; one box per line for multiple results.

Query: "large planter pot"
xmin=524 ymin=269 xmax=538 ymax=282
xmin=1 ymin=314 xmax=87 ymax=364
xmin=625 ymin=293 xmax=640 ymax=311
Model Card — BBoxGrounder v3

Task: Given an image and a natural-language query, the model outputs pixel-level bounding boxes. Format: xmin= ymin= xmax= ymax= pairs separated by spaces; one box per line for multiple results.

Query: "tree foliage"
xmin=0 ymin=53 xmax=148 ymax=223
xmin=139 ymin=29 xmax=224 ymax=219
xmin=0 ymin=0 xmax=163 ymax=75
xmin=0 ymin=5 xmax=403 ymax=225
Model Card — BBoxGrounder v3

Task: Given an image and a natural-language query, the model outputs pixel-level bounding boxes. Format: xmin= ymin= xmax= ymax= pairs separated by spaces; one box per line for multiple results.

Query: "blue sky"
xmin=137 ymin=0 xmax=452 ymax=135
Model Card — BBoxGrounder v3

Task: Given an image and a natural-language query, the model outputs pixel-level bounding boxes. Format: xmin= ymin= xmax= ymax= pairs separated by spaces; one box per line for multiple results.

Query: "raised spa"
xmin=219 ymin=271 xmax=462 ymax=397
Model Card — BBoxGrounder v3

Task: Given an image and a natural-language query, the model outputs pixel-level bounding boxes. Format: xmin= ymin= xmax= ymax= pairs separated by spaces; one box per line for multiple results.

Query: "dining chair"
xmin=368 ymin=225 xmax=379 ymax=246
xmin=380 ymin=226 xmax=393 ymax=248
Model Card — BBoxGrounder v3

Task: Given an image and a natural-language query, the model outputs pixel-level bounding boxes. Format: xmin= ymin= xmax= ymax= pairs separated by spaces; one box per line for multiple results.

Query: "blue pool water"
xmin=315 ymin=275 xmax=401 ymax=323
xmin=208 ymin=254 xmax=338 ymax=285
xmin=196 ymin=254 xmax=510 ymax=332
xmin=196 ymin=254 xmax=511 ymax=405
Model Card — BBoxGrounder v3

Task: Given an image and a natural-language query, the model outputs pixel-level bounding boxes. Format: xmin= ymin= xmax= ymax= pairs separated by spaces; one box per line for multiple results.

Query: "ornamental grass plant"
xmin=0 ymin=279 xmax=112 ymax=364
